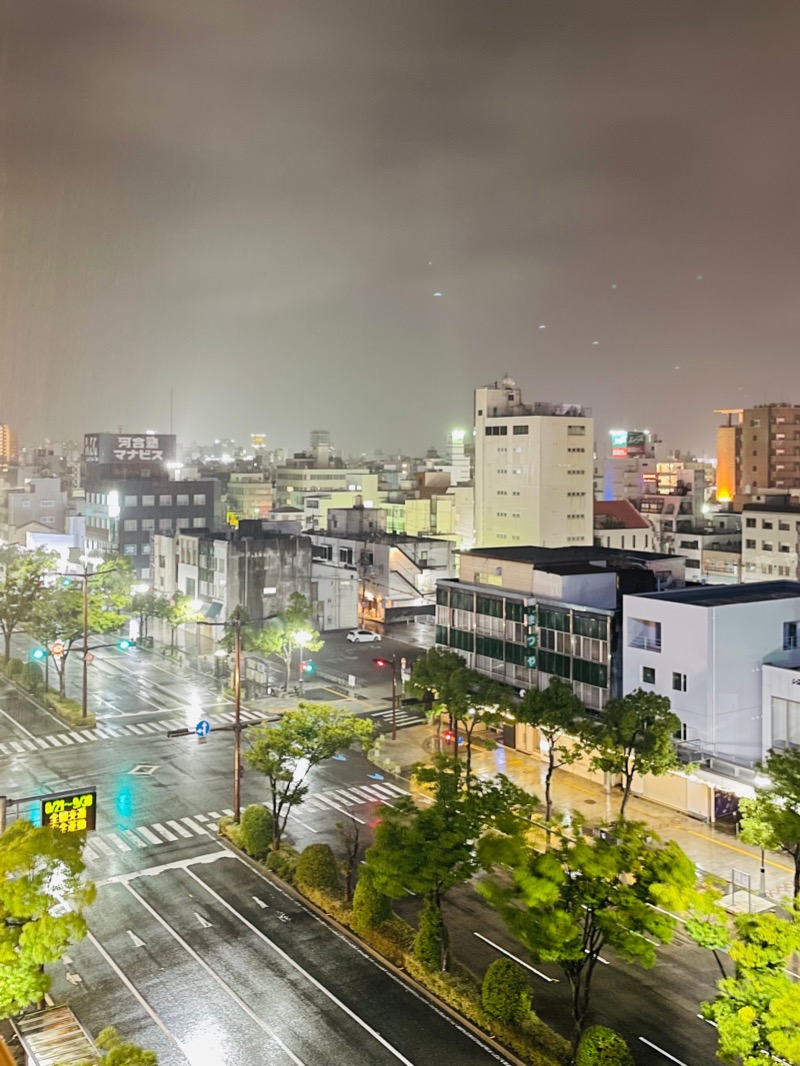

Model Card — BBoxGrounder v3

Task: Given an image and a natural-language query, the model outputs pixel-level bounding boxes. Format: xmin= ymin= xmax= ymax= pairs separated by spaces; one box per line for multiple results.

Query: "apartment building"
xmin=741 ymin=502 xmax=800 ymax=582
xmin=739 ymin=404 xmax=800 ymax=495
xmin=474 ymin=378 xmax=593 ymax=548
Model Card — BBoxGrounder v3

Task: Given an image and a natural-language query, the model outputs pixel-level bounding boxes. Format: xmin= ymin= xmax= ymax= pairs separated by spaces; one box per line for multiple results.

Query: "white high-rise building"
xmin=474 ymin=377 xmax=593 ymax=548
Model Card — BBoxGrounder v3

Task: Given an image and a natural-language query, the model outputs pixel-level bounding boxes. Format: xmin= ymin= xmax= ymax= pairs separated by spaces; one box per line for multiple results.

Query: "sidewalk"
xmin=373 ymin=725 xmax=796 ymax=905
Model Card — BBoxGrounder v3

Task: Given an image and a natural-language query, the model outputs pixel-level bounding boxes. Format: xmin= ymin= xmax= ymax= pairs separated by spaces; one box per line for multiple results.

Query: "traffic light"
xmin=30 ymin=647 xmax=47 ymax=661
xmin=301 ymin=659 xmax=315 ymax=675
xmin=117 ymin=638 xmax=134 ymax=651
xmin=443 ymin=729 xmax=454 ymax=744
xmin=373 ymin=658 xmax=389 ymax=668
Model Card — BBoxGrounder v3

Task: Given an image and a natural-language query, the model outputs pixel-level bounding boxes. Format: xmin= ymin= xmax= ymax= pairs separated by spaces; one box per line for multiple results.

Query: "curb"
xmin=217 ymin=832 xmax=531 ymax=1066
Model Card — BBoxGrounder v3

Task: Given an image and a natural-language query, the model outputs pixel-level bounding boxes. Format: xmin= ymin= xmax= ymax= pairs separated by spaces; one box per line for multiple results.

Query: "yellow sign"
xmin=41 ymin=790 xmax=96 ymax=833
xmin=227 ymin=511 xmax=240 ymax=528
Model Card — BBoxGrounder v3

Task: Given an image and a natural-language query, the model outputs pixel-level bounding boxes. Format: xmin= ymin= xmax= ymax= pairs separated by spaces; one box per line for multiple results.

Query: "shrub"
xmin=576 ymin=1026 xmax=634 ymax=1066
xmin=414 ymin=897 xmax=448 ymax=971
xmin=295 ymin=844 xmax=342 ymax=896
xmin=266 ymin=849 xmax=298 ymax=882
xmin=482 ymin=958 xmax=532 ymax=1024
xmin=239 ymin=805 xmax=273 ymax=860
xmin=4 ymin=658 xmax=23 ymax=680
xmin=352 ymin=868 xmax=392 ymax=933
xmin=20 ymin=661 xmax=44 ymax=693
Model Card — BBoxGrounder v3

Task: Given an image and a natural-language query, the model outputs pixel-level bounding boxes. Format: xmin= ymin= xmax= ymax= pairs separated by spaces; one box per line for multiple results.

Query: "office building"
xmin=719 ymin=404 xmax=800 ymax=498
xmin=0 ymin=424 xmax=19 ymax=469
xmin=474 ymin=378 xmax=593 ymax=548
xmin=741 ymin=501 xmax=800 ymax=582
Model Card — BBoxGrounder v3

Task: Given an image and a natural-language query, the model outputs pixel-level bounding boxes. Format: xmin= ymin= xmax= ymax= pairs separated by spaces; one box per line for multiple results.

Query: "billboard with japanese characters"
xmin=84 ymin=432 xmax=177 ymax=466
xmin=40 ymin=789 xmax=97 ymax=833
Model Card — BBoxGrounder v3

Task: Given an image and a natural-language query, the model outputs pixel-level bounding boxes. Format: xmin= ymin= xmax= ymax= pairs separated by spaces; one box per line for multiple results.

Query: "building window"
xmin=628 ymin=618 xmax=662 ymax=652
xmin=159 ymin=494 xmax=172 ymax=507
xmin=123 ymin=544 xmax=137 ymax=556
xmin=746 ymin=539 xmax=756 ymax=549
xmin=193 ymin=517 xmax=206 ymax=528
xmin=745 ymin=518 xmax=756 ymax=528
xmin=642 ymin=666 xmax=656 ymax=684
xmin=159 ymin=518 xmax=173 ymax=532
xmin=141 ymin=543 xmax=152 ymax=555
xmin=123 ymin=519 xmax=138 ymax=532
xmin=512 ymin=425 xmax=529 ymax=435
xmin=142 ymin=495 xmax=155 ymax=507
xmin=193 ymin=494 xmax=206 ymax=506
xmin=762 ymin=521 xmax=773 ymax=530
xmin=784 ymin=622 xmax=799 ymax=650
xmin=176 ymin=494 xmax=189 ymax=506
xmin=141 ymin=519 xmax=155 ymax=531
xmin=672 ymin=672 xmax=687 ymax=692
xmin=762 ymin=542 xmax=773 ymax=551
xmin=124 ymin=495 xmax=138 ymax=507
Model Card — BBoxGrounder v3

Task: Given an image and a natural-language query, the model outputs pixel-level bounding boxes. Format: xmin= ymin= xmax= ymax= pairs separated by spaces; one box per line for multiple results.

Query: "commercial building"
xmin=596 ymin=429 xmax=659 ymax=501
xmin=0 ymin=477 xmax=69 ymax=543
xmin=274 ymin=465 xmax=379 ymax=510
xmin=474 ymin=378 xmax=593 ymax=548
xmin=0 ymin=424 xmax=19 ymax=468
xmin=741 ymin=501 xmax=800 ymax=582
xmin=435 ymin=545 xmax=684 ymax=712
xmin=718 ymin=404 xmax=800 ymax=499
xmin=226 ymin=472 xmax=272 ymax=522
xmin=622 ymin=581 xmax=800 ymax=765
xmin=593 ymin=500 xmax=654 ymax=552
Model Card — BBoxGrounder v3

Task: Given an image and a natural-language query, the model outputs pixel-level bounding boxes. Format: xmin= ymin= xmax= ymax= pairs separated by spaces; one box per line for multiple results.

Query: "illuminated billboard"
xmin=40 ymin=789 xmax=97 ymax=834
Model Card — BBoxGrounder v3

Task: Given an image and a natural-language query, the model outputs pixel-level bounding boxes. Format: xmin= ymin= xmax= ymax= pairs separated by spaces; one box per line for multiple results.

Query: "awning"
xmin=202 ymin=601 xmax=223 ymax=620
xmin=11 ymin=1006 xmax=98 ymax=1066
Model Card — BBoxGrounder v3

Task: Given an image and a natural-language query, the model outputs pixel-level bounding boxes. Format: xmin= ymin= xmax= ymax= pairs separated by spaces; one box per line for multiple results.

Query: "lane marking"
xmin=180 ymin=817 xmax=208 ymax=836
xmin=697 ymin=1014 xmax=717 ymax=1028
xmin=186 ymin=868 xmax=418 ymax=1066
xmin=167 ymin=820 xmax=192 ymax=839
xmin=122 ymin=882 xmax=309 ymax=1066
xmin=123 ymin=830 xmax=148 ymax=850
xmin=638 ymin=1037 xmax=689 ymax=1065
xmin=0 ymin=707 xmax=37 ymax=739
xmin=128 ymin=929 xmax=146 ymax=948
xmin=313 ymin=794 xmax=365 ymax=824
xmin=473 ymin=932 xmax=556 ymax=983
xmin=46 ymin=734 xmax=65 ymax=747
xmin=109 ymin=835 xmax=131 ymax=853
xmin=136 ymin=826 xmax=162 ymax=845
xmin=683 ymin=828 xmax=793 ymax=873
xmin=152 ymin=823 xmax=178 ymax=842
xmin=10 ymin=741 xmax=24 ymax=753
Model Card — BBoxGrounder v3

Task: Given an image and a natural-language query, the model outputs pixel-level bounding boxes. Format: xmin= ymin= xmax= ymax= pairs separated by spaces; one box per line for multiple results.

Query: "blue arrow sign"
xmin=331 ymin=753 xmax=347 ymax=762
xmin=195 ymin=720 xmax=211 ymax=738
xmin=367 ymin=772 xmax=385 ymax=780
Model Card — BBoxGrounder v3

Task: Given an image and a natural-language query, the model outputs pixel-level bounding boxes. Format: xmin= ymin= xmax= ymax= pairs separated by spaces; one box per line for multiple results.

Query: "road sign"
xmin=50 ymin=641 xmax=65 ymax=658
xmin=195 ymin=720 xmax=211 ymax=738
xmin=84 ymin=652 xmax=95 ymax=663
xmin=40 ymin=788 xmax=97 ymax=833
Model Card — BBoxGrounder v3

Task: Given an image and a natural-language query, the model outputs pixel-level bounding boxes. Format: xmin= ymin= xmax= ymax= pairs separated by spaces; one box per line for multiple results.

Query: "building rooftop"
xmin=466 ymin=544 xmax=675 ymax=564
xmin=742 ymin=502 xmax=800 ymax=516
xmin=634 ymin=580 xmax=800 ymax=608
xmin=594 ymin=500 xmax=651 ymax=530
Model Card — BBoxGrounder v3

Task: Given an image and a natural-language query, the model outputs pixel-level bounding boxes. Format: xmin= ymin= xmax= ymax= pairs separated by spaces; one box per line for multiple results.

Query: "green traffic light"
xmin=302 ymin=660 xmax=315 ymax=674
xmin=31 ymin=648 xmax=46 ymax=661
xmin=118 ymin=639 xmax=133 ymax=650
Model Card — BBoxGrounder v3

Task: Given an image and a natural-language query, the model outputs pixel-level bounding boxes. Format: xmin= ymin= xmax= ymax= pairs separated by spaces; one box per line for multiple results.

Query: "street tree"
xmin=406 ymin=649 xmax=510 ymax=776
xmin=702 ymin=910 xmax=800 ymax=1066
xmin=245 ymin=703 xmax=374 ymax=850
xmin=28 ymin=575 xmax=127 ymax=697
xmin=250 ymin=593 xmax=323 ymax=693
xmin=165 ymin=592 xmax=204 ymax=653
xmin=130 ymin=588 xmax=170 ymax=640
xmin=477 ymin=819 xmax=703 ymax=1050
xmin=71 ymin=1026 xmax=158 ymax=1066
xmin=0 ymin=545 xmax=55 ymax=662
xmin=586 ymin=688 xmax=680 ymax=818
xmin=517 ymin=677 xmax=589 ymax=822
xmin=365 ymin=756 xmax=538 ymax=970
xmin=0 ymin=819 xmax=96 ymax=1019
xmin=739 ymin=747 xmax=800 ymax=900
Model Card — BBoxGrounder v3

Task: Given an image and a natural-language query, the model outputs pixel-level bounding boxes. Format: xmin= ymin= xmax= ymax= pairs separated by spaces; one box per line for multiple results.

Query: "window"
xmin=159 ymin=494 xmax=172 ymax=507
xmin=512 ymin=425 xmax=529 ymax=435
xmin=642 ymin=666 xmax=656 ymax=684
xmin=779 ymin=521 xmax=791 ymax=531
xmin=485 ymin=425 xmax=508 ymax=436
xmin=762 ymin=542 xmax=773 ymax=552
xmin=141 ymin=518 xmax=155 ymax=531
xmin=193 ymin=494 xmax=206 ymax=506
xmin=124 ymin=495 xmax=138 ymax=507
xmin=123 ymin=544 xmax=137 ymax=556
xmin=142 ymin=495 xmax=155 ymax=507
xmin=746 ymin=539 xmax=756 ymax=550
xmin=176 ymin=494 xmax=190 ymax=506
xmin=745 ymin=518 xmax=756 ymax=528
xmin=123 ymin=519 xmax=138 ymax=532
xmin=672 ymin=672 xmax=687 ymax=692
xmin=192 ymin=517 xmax=206 ymax=528
xmin=628 ymin=617 xmax=662 ymax=651
xmin=39 ymin=499 xmax=55 ymax=509
xmin=567 ymin=424 xmax=586 ymax=436
xmin=141 ymin=543 xmax=152 ymax=555
xmin=158 ymin=518 xmax=173 ymax=532
xmin=784 ymin=622 xmax=799 ymax=650
xmin=762 ymin=521 xmax=773 ymax=530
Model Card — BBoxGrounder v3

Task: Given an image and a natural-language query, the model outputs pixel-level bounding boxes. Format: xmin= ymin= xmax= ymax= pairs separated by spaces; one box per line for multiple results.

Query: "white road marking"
xmin=186 ymin=869 xmax=417 ymax=1066
xmin=312 ymin=794 xmax=366 ymax=823
xmin=60 ymin=734 xmax=76 ymax=745
xmin=222 ymin=809 xmax=234 ymax=817
xmin=72 ymin=732 xmax=88 ymax=743
xmin=473 ymin=932 xmax=556 ymax=983
xmin=697 ymin=1014 xmax=718 ymax=1028
xmin=252 ymin=896 xmax=269 ymax=909
xmin=208 ymin=811 xmax=222 ymax=820
xmin=181 ymin=817 xmax=208 ymax=836
xmin=151 ymin=823 xmax=178 ymax=842
xmin=638 ymin=1038 xmax=689 ymax=1065
xmin=34 ymin=736 xmax=50 ymax=749
xmin=0 ymin=706 xmax=37 ymax=739
xmin=378 ymin=782 xmax=410 ymax=797
xmin=10 ymin=741 xmax=24 ymax=753
xmin=123 ymin=830 xmax=148 ymax=850
xmin=136 ymin=826 xmax=162 ymax=845
xmin=167 ymin=820 xmax=192 ymax=839
xmin=46 ymin=734 xmax=64 ymax=747
xmin=123 ymin=882 xmax=309 ymax=1066
xmin=109 ymin=835 xmax=131 ymax=853
xmin=125 ymin=723 xmax=146 ymax=734
xmin=92 ymin=837 xmax=115 ymax=856
xmin=128 ymin=930 xmax=146 ymax=948
xmin=194 ymin=911 xmax=213 ymax=929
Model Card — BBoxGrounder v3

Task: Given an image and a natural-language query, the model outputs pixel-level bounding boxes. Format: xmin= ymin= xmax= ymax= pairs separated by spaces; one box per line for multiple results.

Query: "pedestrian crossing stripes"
xmin=0 ymin=707 xmax=270 ymax=758
xmin=79 ymin=781 xmax=411 ymax=862
xmin=370 ymin=707 xmax=427 ymax=729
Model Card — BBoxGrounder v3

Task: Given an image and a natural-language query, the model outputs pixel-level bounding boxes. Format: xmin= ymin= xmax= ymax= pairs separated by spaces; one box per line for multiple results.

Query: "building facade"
xmin=474 ymin=378 xmax=593 ymax=548
xmin=738 ymin=404 xmax=800 ymax=495
xmin=741 ymin=502 xmax=800 ymax=582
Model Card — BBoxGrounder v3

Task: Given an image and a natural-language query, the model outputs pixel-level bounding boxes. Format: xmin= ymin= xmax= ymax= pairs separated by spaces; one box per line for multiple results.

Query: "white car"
xmin=346 ymin=628 xmax=382 ymax=644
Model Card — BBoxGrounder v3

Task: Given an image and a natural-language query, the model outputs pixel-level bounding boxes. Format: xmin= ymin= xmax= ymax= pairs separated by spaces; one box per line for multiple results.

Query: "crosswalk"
xmin=0 ymin=707 xmax=269 ymax=758
xmin=370 ymin=707 xmax=428 ymax=730
xmin=80 ymin=780 xmax=411 ymax=862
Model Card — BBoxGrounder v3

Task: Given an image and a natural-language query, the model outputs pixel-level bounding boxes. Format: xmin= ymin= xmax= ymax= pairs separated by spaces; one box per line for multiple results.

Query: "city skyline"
xmin=3 ymin=2 xmax=800 ymax=454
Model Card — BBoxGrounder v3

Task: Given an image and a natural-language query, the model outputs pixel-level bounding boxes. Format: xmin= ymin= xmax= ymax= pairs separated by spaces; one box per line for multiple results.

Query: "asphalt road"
xmin=0 ymin=632 xmax=723 ymax=1066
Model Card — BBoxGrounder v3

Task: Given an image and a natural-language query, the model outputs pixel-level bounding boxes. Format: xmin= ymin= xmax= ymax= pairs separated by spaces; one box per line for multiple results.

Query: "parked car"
xmin=346 ymin=628 xmax=382 ymax=643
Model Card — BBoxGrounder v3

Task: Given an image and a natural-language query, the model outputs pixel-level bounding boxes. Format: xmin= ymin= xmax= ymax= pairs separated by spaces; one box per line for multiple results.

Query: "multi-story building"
xmin=715 ymin=409 xmax=743 ymax=502
xmin=593 ymin=500 xmax=654 ymax=552
xmin=274 ymin=464 xmax=379 ymax=510
xmin=595 ymin=429 xmax=659 ymax=501
xmin=735 ymin=403 xmax=800 ymax=496
xmin=623 ymin=581 xmax=800 ymax=765
xmin=226 ymin=472 xmax=272 ymax=522
xmin=741 ymin=502 xmax=800 ymax=582
xmin=474 ymin=378 xmax=593 ymax=548
xmin=435 ymin=545 xmax=684 ymax=713
xmin=0 ymin=424 xmax=19 ymax=469
xmin=0 ymin=477 xmax=69 ymax=543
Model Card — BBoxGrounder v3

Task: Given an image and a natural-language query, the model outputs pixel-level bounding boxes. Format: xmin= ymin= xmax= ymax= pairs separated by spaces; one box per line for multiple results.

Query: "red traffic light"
xmin=373 ymin=658 xmax=389 ymax=668
xmin=443 ymin=730 xmax=454 ymax=743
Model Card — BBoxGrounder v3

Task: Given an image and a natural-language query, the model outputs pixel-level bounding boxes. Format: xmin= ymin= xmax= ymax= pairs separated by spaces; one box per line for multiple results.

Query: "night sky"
xmin=2 ymin=1 xmax=799 ymax=455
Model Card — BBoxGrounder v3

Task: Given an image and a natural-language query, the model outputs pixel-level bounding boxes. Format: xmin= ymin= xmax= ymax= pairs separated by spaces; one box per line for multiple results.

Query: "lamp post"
xmin=294 ymin=628 xmax=312 ymax=696
xmin=373 ymin=654 xmax=398 ymax=740
xmin=232 ymin=616 xmax=242 ymax=823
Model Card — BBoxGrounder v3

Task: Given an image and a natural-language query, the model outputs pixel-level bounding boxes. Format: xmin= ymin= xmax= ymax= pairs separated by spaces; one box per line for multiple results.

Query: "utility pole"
xmin=81 ymin=572 xmax=89 ymax=719
xmin=390 ymin=653 xmax=397 ymax=741
xmin=233 ymin=616 xmax=242 ymax=824
xmin=0 ymin=795 xmax=6 ymax=835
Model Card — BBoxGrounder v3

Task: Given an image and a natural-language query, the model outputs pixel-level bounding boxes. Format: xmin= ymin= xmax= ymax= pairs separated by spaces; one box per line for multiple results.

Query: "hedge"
xmin=295 ymin=844 xmax=342 ymax=897
xmin=239 ymin=805 xmax=273 ymax=861
xmin=576 ymin=1026 xmax=634 ymax=1066
xmin=482 ymin=957 xmax=532 ymax=1024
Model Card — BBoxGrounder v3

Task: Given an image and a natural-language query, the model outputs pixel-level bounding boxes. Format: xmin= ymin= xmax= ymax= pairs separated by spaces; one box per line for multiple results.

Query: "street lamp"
xmin=294 ymin=628 xmax=312 ymax=693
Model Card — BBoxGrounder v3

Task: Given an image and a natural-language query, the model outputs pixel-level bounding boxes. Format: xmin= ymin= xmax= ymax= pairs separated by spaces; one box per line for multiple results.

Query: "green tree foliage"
xmin=481 ymin=958 xmax=532 ymax=1024
xmin=517 ymin=677 xmax=588 ymax=822
xmin=406 ymin=649 xmax=510 ymax=776
xmin=28 ymin=565 xmax=128 ymax=697
xmin=586 ymin=688 xmax=680 ymax=817
xmin=351 ymin=867 xmax=392 ymax=933
xmin=19 ymin=661 xmax=44 ymax=694
xmin=740 ymin=747 xmax=800 ymax=899
xmin=130 ymin=588 xmax=170 ymax=638
xmin=295 ymin=843 xmax=342 ymax=897
xmin=4 ymin=658 xmax=23 ymax=680
xmin=0 ymin=820 xmax=96 ymax=1019
xmin=251 ymin=593 xmax=323 ymax=693
xmin=414 ymin=896 xmax=448 ymax=970
xmin=575 ymin=1026 xmax=634 ymax=1066
xmin=245 ymin=703 xmax=374 ymax=850
xmin=238 ymin=804 xmax=273 ymax=861
xmin=477 ymin=820 xmax=703 ymax=1048
xmin=165 ymin=592 xmax=204 ymax=652
xmin=0 ymin=546 xmax=55 ymax=662
xmin=702 ymin=910 xmax=800 ymax=1066
xmin=365 ymin=756 xmax=538 ymax=971
xmin=70 ymin=1026 xmax=158 ymax=1066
